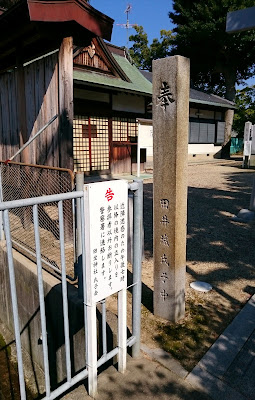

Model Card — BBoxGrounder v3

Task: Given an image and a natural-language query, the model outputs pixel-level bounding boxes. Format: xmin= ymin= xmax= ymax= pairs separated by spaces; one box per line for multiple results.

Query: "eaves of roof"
xmin=140 ymin=70 xmax=236 ymax=109
xmin=27 ymin=0 xmax=113 ymax=39
xmin=189 ymin=88 xmax=236 ymax=109
xmin=73 ymin=54 xmax=152 ymax=97
xmin=74 ymin=56 xmax=237 ymax=108
xmin=0 ymin=0 xmax=113 ymax=72
xmin=190 ymin=98 xmax=236 ymax=109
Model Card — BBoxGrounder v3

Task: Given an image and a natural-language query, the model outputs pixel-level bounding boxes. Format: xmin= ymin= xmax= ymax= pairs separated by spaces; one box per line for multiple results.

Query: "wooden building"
xmin=141 ymin=71 xmax=236 ymax=162
xmin=73 ymin=40 xmax=152 ymax=175
xmin=0 ymin=0 xmax=113 ymax=171
xmin=0 ymin=1 xmax=152 ymax=176
xmin=0 ymin=1 xmax=236 ymax=176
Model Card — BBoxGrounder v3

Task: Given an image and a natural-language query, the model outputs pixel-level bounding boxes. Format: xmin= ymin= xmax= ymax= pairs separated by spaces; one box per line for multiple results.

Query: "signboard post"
xmin=243 ymin=121 xmax=253 ymax=168
xmin=84 ymin=180 xmax=128 ymax=395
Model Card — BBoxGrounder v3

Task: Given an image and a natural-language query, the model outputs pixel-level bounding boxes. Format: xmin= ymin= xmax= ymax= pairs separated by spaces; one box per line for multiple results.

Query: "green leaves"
xmin=129 ymin=25 xmax=174 ymax=71
xmin=233 ymin=85 xmax=255 ymax=136
xmin=170 ymin=0 xmax=255 ymax=101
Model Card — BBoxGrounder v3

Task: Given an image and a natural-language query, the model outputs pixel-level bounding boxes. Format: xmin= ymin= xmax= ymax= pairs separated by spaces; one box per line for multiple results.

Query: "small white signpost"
xmin=243 ymin=140 xmax=251 ymax=157
xmin=84 ymin=180 xmax=128 ymax=396
xmin=243 ymin=121 xmax=255 ymax=167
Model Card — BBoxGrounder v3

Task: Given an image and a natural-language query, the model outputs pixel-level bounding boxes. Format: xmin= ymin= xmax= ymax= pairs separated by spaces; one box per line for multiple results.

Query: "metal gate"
xmin=0 ymin=180 xmax=143 ymax=399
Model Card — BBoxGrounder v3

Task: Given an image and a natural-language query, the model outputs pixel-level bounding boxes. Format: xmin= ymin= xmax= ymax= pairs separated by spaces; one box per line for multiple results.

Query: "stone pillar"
xmin=153 ymin=56 xmax=190 ymax=322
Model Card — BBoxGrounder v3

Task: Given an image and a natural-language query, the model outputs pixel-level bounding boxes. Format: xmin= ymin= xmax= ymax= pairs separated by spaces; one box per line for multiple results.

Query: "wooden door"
xmin=111 ymin=143 xmax=132 ymax=175
xmin=110 ymin=117 xmax=137 ymax=175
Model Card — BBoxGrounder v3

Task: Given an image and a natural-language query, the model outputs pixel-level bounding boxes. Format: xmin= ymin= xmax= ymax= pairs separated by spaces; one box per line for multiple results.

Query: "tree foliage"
xmin=0 ymin=0 xmax=18 ymax=10
xmin=233 ymin=85 xmax=255 ymax=136
xmin=129 ymin=25 xmax=174 ymax=71
xmin=169 ymin=0 xmax=255 ymax=101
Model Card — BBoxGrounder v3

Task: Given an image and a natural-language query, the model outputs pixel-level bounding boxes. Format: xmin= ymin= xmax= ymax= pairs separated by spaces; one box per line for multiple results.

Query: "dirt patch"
xmin=139 ymin=160 xmax=255 ymax=371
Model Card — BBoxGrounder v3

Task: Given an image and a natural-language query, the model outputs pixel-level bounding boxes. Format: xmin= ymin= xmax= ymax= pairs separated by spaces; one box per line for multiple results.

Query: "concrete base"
xmin=0 ymin=242 xmax=118 ymax=396
xmin=249 ymin=154 xmax=255 ymax=167
xmin=0 ymin=242 xmax=86 ymax=394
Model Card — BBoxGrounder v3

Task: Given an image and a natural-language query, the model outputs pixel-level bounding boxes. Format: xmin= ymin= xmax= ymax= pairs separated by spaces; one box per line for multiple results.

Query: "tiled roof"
xmin=73 ymin=54 xmax=152 ymax=96
xmin=190 ymin=88 xmax=236 ymax=109
xmin=140 ymin=70 xmax=236 ymax=109
xmin=74 ymin=52 xmax=236 ymax=109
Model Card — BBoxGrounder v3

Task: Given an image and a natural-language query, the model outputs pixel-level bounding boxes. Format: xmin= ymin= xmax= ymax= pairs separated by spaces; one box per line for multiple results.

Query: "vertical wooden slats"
xmin=25 ymin=62 xmax=36 ymax=164
xmin=1 ymin=74 xmax=8 ymax=160
xmin=9 ymin=71 xmax=19 ymax=160
xmin=0 ymin=78 xmax=3 ymax=161
xmin=52 ymin=52 xmax=60 ymax=167
xmin=0 ymin=70 xmax=19 ymax=161
xmin=16 ymin=51 xmax=29 ymax=164
xmin=35 ymin=57 xmax=44 ymax=165
xmin=0 ymin=49 xmax=65 ymax=168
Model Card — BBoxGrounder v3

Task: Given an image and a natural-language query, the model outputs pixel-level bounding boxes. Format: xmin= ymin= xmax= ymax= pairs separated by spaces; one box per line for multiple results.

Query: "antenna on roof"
xmin=116 ymin=3 xmax=137 ymax=48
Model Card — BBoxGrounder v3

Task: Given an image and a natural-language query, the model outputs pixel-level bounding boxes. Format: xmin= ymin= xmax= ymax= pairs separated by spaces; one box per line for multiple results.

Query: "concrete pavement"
xmin=62 ymin=293 xmax=255 ymax=400
xmin=187 ymin=293 xmax=255 ymax=400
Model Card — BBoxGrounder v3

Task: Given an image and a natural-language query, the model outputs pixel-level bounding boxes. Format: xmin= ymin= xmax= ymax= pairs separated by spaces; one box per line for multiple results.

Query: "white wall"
xmin=137 ymin=121 xmax=221 ymax=157
xmin=188 ymin=143 xmax=222 ymax=155
xmin=138 ymin=121 xmax=153 ymax=157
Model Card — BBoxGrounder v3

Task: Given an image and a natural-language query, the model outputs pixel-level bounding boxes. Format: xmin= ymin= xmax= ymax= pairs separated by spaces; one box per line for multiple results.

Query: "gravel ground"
xmin=140 ymin=159 xmax=255 ymax=369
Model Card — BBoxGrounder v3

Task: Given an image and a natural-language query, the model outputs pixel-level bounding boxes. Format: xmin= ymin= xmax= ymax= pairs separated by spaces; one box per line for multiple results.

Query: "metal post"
xmin=80 ymin=185 xmax=97 ymax=397
xmin=137 ymin=120 xmax=141 ymax=178
xmin=132 ymin=179 xmax=143 ymax=357
xmin=87 ymin=303 xmax=98 ymax=397
xmin=75 ymin=172 xmax=84 ymax=298
xmin=0 ymin=166 xmax=5 ymax=240
xmin=118 ymin=288 xmax=127 ymax=372
xmin=3 ymin=210 xmax=26 ymax=400
xmin=58 ymin=201 xmax=72 ymax=383
xmin=33 ymin=205 xmax=51 ymax=397
xmin=101 ymin=299 xmax=107 ymax=356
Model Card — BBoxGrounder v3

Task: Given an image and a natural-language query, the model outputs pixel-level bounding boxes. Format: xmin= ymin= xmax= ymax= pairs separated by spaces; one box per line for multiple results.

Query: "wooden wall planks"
xmin=0 ymin=41 xmax=73 ymax=168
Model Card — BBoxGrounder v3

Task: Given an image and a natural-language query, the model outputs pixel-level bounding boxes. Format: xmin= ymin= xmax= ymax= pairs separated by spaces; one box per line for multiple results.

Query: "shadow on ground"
xmin=141 ymin=167 xmax=255 ymax=369
xmin=94 ymin=357 xmax=212 ymax=400
xmin=143 ymin=168 xmax=255 ymax=282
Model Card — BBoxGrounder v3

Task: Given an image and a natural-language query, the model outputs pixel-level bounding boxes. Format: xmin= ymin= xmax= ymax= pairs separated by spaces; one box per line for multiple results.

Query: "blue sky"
xmin=91 ymin=1 xmax=174 ymax=48
xmin=91 ymin=1 xmax=254 ymax=88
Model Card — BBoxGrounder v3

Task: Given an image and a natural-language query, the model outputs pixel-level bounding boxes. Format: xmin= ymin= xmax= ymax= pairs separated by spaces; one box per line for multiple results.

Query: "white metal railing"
xmin=0 ymin=181 xmax=143 ymax=399
xmin=0 ymin=191 xmax=84 ymax=400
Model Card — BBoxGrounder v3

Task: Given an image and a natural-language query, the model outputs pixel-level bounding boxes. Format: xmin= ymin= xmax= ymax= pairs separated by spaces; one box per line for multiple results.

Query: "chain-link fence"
xmin=0 ymin=161 xmax=75 ymax=278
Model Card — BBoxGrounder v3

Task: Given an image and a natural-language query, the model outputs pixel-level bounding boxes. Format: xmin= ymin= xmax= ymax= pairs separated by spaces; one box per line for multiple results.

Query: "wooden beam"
xmin=58 ymin=36 xmax=74 ymax=171
xmin=16 ymin=48 xmax=29 ymax=164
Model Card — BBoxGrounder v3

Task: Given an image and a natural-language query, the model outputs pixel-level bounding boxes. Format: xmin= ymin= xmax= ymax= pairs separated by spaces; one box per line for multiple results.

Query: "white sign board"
xmin=243 ymin=141 xmax=251 ymax=156
xmin=84 ymin=180 xmax=128 ymax=304
xmin=244 ymin=121 xmax=252 ymax=142
xmin=252 ymin=129 xmax=255 ymax=155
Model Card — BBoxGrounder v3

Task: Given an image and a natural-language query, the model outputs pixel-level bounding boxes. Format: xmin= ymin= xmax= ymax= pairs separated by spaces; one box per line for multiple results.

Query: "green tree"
xmin=129 ymin=26 xmax=174 ymax=71
xmin=233 ymin=85 xmax=255 ymax=136
xmin=169 ymin=0 xmax=255 ymax=101
xmin=129 ymin=26 xmax=150 ymax=70
xmin=0 ymin=0 xmax=18 ymax=9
